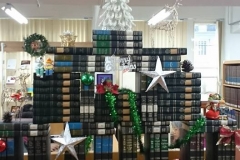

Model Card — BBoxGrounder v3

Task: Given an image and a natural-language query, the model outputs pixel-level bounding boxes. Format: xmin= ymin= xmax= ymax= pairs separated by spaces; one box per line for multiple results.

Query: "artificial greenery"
xmin=85 ymin=135 xmax=93 ymax=154
xmin=23 ymin=33 xmax=49 ymax=57
xmin=168 ymin=117 xmax=206 ymax=149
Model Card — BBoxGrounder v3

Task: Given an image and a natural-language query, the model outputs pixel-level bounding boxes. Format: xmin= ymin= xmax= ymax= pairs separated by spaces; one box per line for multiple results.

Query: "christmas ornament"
xmin=51 ymin=122 xmax=86 ymax=160
xmin=140 ymin=56 xmax=175 ymax=92
xmin=99 ymin=0 xmax=135 ymax=31
xmin=23 ymin=33 xmax=49 ymax=57
xmin=81 ymin=73 xmax=94 ymax=86
xmin=216 ymin=126 xmax=235 ymax=146
xmin=182 ymin=60 xmax=194 ymax=72
xmin=205 ymin=93 xmax=224 ymax=120
xmin=0 ymin=140 xmax=6 ymax=152
xmin=2 ymin=111 xmax=12 ymax=123
xmin=44 ymin=58 xmax=54 ymax=76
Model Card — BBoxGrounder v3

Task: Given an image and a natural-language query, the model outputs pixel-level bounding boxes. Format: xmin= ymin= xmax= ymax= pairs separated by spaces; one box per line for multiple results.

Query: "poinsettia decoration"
xmin=96 ymin=79 xmax=119 ymax=94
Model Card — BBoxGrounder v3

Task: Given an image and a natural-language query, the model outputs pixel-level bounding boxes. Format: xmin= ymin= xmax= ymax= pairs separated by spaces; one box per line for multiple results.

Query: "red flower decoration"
xmin=96 ymin=80 xmax=119 ymax=94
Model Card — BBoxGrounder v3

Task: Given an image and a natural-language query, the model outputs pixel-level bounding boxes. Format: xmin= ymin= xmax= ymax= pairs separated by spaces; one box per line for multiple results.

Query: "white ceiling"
xmin=0 ymin=0 xmax=239 ymax=20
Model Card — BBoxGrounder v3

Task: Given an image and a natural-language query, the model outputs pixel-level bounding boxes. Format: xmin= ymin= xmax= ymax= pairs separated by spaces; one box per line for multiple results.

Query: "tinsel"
xmin=119 ymin=88 xmax=144 ymax=153
xmin=168 ymin=117 xmax=206 ymax=149
xmin=105 ymin=91 xmax=118 ymax=123
xmin=84 ymin=135 xmax=93 ymax=153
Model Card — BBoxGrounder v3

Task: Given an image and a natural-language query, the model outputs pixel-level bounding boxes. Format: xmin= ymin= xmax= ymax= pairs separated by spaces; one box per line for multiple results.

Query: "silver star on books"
xmin=51 ymin=122 xmax=86 ymax=160
xmin=140 ymin=56 xmax=176 ymax=92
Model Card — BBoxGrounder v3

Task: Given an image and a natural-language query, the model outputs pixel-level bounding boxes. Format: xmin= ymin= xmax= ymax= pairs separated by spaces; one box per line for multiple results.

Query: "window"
xmin=193 ymin=23 xmax=219 ymax=94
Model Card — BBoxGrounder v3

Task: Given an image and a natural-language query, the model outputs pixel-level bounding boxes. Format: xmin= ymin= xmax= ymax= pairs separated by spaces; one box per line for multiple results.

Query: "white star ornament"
xmin=140 ymin=56 xmax=176 ymax=92
xmin=51 ymin=122 xmax=86 ymax=160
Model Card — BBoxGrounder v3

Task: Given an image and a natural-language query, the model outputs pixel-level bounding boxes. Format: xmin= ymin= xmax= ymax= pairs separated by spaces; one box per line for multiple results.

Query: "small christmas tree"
xmin=99 ymin=0 xmax=135 ymax=31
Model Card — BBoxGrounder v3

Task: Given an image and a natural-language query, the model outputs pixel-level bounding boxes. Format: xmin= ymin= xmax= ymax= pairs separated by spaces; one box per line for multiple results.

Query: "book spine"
xmin=54 ymin=61 xmax=105 ymax=67
xmin=165 ymin=72 xmax=201 ymax=79
xmin=134 ymin=61 xmax=181 ymax=68
xmin=94 ymin=136 xmax=102 ymax=160
xmin=33 ymin=108 xmax=80 ymax=116
xmin=33 ymin=94 xmax=80 ymax=101
xmin=132 ymin=55 xmax=181 ymax=62
xmin=160 ymin=133 xmax=169 ymax=160
xmin=92 ymin=35 xmax=142 ymax=41
xmin=33 ymin=80 xmax=80 ymax=87
xmin=157 ymin=114 xmax=202 ymax=121
xmin=33 ymin=116 xmax=80 ymax=124
xmin=92 ymin=30 xmax=142 ymax=36
xmin=34 ymin=73 xmax=81 ymax=80
xmin=142 ymin=48 xmax=187 ymax=55
xmin=158 ymin=107 xmax=201 ymax=114
xmin=34 ymin=101 xmax=80 ymax=108
xmin=47 ymin=47 xmax=93 ymax=54
xmin=163 ymin=79 xmax=201 ymax=86
xmin=92 ymin=41 xmax=142 ymax=48
xmin=157 ymin=100 xmax=201 ymax=107
xmin=54 ymin=55 xmax=105 ymax=62
xmin=157 ymin=86 xmax=201 ymax=93
xmin=54 ymin=66 xmax=105 ymax=72
xmin=158 ymin=93 xmax=201 ymax=100
xmin=27 ymin=137 xmax=34 ymax=160
xmin=21 ymin=124 xmax=49 ymax=130
xmin=68 ymin=122 xmax=114 ymax=129
xmin=92 ymin=48 xmax=142 ymax=55
xmin=34 ymin=87 xmax=80 ymax=94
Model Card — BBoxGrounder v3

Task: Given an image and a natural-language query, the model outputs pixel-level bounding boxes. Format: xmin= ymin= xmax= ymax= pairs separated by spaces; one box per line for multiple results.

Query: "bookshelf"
xmin=222 ymin=60 xmax=240 ymax=111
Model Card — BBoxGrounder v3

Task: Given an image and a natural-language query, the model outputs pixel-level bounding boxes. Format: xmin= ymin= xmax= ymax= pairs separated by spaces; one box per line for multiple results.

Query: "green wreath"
xmin=23 ymin=33 xmax=49 ymax=57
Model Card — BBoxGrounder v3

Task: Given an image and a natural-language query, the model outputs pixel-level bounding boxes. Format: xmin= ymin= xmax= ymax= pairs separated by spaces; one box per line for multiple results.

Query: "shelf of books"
xmin=0 ymin=31 xmax=239 ymax=160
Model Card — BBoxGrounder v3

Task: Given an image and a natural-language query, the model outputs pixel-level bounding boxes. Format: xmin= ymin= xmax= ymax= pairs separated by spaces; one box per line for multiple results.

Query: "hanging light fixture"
xmin=1 ymin=3 xmax=28 ymax=24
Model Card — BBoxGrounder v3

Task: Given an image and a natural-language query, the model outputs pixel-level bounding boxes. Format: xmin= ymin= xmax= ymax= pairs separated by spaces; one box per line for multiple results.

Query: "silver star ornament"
xmin=140 ymin=56 xmax=176 ymax=92
xmin=51 ymin=122 xmax=86 ymax=160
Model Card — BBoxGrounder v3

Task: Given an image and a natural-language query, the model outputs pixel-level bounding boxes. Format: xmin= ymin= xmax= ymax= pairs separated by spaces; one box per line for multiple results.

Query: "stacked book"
xmin=92 ymin=30 xmax=143 ymax=55
xmin=204 ymin=119 xmax=237 ymax=160
xmin=0 ymin=122 xmax=50 ymax=160
xmin=140 ymin=75 xmax=170 ymax=160
xmin=117 ymin=93 xmax=141 ymax=160
xmin=33 ymin=73 xmax=81 ymax=123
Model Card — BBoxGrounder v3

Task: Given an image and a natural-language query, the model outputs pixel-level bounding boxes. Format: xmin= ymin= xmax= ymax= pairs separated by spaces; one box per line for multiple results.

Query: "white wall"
xmin=223 ymin=7 xmax=240 ymax=61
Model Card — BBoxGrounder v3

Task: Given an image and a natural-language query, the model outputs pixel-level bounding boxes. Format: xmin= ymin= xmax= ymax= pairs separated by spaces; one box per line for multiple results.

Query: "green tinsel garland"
xmin=168 ymin=117 xmax=206 ymax=149
xmin=85 ymin=135 xmax=93 ymax=153
xmin=23 ymin=33 xmax=49 ymax=57
xmin=105 ymin=92 xmax=118 ymax=123
xmin=119 ymin=88 xmax=144 ymax=153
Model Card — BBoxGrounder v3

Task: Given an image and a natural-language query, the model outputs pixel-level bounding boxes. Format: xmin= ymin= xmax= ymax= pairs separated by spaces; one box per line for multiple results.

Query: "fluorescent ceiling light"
xmin=148 ymin=8 xmax=172 ymax=26
xmin=1 ymin=3 xmax=28 ymax=24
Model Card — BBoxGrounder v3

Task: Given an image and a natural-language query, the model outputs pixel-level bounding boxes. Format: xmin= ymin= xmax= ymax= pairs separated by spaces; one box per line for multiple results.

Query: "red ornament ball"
xmin=0 ymin=140 xmax=6 ymax=152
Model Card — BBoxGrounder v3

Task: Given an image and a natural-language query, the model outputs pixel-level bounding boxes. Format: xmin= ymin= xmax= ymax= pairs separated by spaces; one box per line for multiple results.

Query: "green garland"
xmin=168 ymin=117 xmax=206 ymax=149
xmin=23 ymin=33 xmax=49 ymax=57
xmin=105 ymin=92 xmax=118 ymax=123
xmin=119 ymin=88 xmax=144 ymax=153
xmin=84 ymin=135 xmax=93 ymax=153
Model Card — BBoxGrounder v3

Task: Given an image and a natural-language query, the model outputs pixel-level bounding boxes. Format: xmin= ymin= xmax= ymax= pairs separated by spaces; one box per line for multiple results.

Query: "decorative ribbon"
xmin=235 ymin=131 xmax=240 ymax=151
xmin=216 ymin=125 xmax=237 ymax=146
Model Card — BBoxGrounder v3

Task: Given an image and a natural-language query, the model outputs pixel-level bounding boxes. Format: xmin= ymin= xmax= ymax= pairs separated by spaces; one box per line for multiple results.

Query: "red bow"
xmin=216 ymin=126 xmax=238 ymax=146
xmin=96 ymin=80 xmax=119 ymax=94
xmin=235 ymin=130 xmax=240 ymax=151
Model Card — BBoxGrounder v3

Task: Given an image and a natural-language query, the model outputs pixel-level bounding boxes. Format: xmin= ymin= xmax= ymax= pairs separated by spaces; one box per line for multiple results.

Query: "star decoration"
xmin=140 ymin=56 xmax=176 ymax=92
xmin=51 ymin=122 xmax=86 ymax=160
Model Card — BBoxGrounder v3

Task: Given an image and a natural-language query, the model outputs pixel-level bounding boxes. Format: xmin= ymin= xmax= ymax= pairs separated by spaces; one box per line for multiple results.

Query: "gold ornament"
xmin=60 ymin=30 xmax=77 ymax=47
